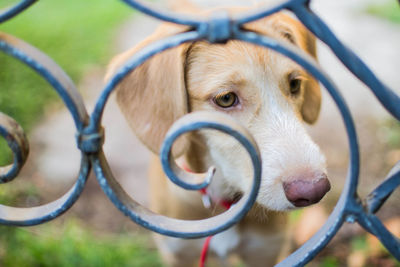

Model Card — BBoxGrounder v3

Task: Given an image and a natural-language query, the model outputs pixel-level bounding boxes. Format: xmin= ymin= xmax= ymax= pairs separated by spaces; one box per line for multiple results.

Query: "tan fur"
xmin=107 ymin=23 xmax=191 ymax=156
xmin=107 ymin=6 xmax=326 ymax=267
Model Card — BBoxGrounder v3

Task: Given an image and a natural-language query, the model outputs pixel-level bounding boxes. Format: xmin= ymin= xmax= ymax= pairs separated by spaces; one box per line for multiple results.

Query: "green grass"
xmin=0 ymin=138 xmax=12 ymax=167
xmin=0 ymin=0 xmax=133 ymax=165
xmin=0 ymin=221 xmax=162 ymax=267
xmin=0 ymin=4 xmax=163 ymax=266
xmin=366 ymin=0 xmax=400 ymax=23
xmin=0 ymin=168 xmax=162 ymax=266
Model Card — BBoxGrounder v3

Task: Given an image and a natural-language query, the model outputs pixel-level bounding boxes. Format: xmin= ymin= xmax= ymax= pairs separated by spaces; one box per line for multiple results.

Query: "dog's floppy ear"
xmin=106 ymin=24 xmax=190 ymax=154
xmin=296 ymin=24 xmax=321 ymax=124
xmin=301 ymin=72 xmax=321 ymax=124
xmin=247 ymin=13 xmax=321 ymax=124
xmin=267 ymin=14 xmax=321 ymax=124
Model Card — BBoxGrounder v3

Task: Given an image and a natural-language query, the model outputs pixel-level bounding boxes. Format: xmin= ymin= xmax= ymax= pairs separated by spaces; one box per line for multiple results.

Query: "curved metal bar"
xmin=277 ymin=192 xmax=347 ymax=267
xmin=164 ymin=155 xmax=216 ymax=191
xmin=234 ymin=29 xmax=360 ymax=194
xmin=234 ymin=0 xmax=304 ymax=25
xmin=233 ymin=29 xmax=360 ymax=265
xmin=0 ymin=0 xmax=398 ymax=264
xmin=121 ymin=0 xmax=204 ymax=27
xmin=90 ymin=30 xmax=203 ymax=130
xmin=160 ymin=112 xmax=218 ymax=191
xmin=358 ymin=213 xmax=400 ymax=260
xmin=0 ymin=0 xmax=36 ymax=23
xmin=0 ymin=154 xmax=90 ymax=226
xmin=366 ymin=162 xmax=400 ymax=214
xmin=0 ymin=32 xmax=91 ymax=225
xmin=289 ymin=4 xmax=400 ymax=121
xmin=160 ymin=111 xmax=259 ymax=191
xmin=93 ymin=111 xmax=261 ymax=238
xmin=0 ymin=33 xmax=88 ymax=131
xmin=0 ymin=113 xmax=29 ymax=183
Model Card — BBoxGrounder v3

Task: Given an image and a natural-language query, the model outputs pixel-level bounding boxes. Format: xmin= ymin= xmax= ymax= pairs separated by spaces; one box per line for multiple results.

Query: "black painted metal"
xmin=0 ymin=0 xmax=399 ymax=265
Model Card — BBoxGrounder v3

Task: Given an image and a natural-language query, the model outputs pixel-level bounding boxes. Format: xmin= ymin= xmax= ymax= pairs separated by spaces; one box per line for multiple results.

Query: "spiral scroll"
xmin=0 ymin=112 xmax=29 ymax=183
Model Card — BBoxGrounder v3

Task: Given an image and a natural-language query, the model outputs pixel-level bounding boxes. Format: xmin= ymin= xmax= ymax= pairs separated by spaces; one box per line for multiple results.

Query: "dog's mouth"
xmin=232 ymin=191 xmax=243 ymax=203
xmin=226 ymin=191 xmax=243 ymax=206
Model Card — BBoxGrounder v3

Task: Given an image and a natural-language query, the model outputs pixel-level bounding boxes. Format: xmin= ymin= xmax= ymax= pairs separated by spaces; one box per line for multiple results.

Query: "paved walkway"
xmin=17 ymin=0 xmax=400 ymax=230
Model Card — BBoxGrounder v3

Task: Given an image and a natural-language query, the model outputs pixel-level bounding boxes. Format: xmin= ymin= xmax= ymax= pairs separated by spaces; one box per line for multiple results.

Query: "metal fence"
xmin=1 ymin=0 xmax=399 ymax=265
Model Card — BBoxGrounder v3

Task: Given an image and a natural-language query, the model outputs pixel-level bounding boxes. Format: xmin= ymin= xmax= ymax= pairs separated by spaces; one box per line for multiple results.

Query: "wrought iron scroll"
xmin=0 ymin=0 xmax=399 ymax=265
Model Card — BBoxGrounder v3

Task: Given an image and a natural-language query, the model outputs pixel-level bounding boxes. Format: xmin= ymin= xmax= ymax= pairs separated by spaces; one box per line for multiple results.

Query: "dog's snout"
xmin=283 ymin=173 xmax=330 ymax=207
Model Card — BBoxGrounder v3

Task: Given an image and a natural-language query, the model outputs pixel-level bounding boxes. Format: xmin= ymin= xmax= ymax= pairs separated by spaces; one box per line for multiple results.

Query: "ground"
xmin=3 ymin=0 xmax=400 ymax=266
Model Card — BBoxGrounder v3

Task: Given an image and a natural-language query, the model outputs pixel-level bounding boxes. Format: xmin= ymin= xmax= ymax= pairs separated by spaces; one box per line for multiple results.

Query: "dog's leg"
xmin=237 ymin=230 xmax=284 ymax=267
xmin=153 ymin=234 xmax=203 ymax=267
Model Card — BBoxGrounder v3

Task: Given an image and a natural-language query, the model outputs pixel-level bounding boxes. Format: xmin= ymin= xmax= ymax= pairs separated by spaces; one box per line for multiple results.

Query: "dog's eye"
xmin=214 ymin=92 xmax=238 ymax=108
xmin=289 ymin=78 xmax=302 ymax=96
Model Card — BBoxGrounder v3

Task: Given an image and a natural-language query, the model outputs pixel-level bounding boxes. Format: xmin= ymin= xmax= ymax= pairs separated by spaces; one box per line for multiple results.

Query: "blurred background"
xmin=0 ymin=0 xmax=399 ymax=266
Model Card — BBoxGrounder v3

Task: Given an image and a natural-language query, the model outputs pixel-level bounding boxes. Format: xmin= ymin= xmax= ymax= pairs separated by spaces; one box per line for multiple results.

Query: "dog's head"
xmin=108 ymin=12 xmax=329 ymax=211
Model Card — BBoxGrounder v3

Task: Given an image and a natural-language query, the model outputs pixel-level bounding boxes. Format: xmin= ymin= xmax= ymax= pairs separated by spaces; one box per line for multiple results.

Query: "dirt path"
xmin=14 ymin=0 xmax=400 ymax=232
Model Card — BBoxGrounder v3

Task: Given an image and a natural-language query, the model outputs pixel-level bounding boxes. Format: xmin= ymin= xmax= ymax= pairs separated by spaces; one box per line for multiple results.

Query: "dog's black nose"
xmin=283 ymin=173 xmax=330 ymax=207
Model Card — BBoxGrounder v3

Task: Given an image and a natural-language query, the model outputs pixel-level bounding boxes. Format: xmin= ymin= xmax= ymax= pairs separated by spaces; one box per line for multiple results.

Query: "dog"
xmin=106 ymin=3 xmax=330 ymax=266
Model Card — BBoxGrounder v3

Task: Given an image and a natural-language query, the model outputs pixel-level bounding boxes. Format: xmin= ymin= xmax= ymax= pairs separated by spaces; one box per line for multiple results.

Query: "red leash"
xmin=198 ymin=188 xmax=233 ymax=267
xmin=178 ymin=159 xmax=234 ymax=267
xmin=199 ymin=236 xmax=213 ymax=267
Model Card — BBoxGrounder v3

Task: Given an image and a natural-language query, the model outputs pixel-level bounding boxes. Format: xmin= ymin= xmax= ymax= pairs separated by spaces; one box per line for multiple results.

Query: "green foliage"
xmin=351 ymin=235 xmax=368 ymax=252
xmin=0 ymin=177 xmax=39 ymax=206
xmin=319 ymin=256 xmax=339 ymax=267
xmin=0 ymin=0 xmax=132 ymax=165
xmin=366 ymin=0 xmax=400 ymax=23
xmin=0 ymin=221 xmax=162 ymax=267
xmin=380 ymin=119 xmax=400 ymax=148
xmin=0 ymin=160 xmax=162 ymax=267
xmin=0 ymin=0 xmax=18 ymax=8
xmin=0 ymin=4 xmax=160 ymax=266
xmin=0 ymin=138 xmax=12 ymax=166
